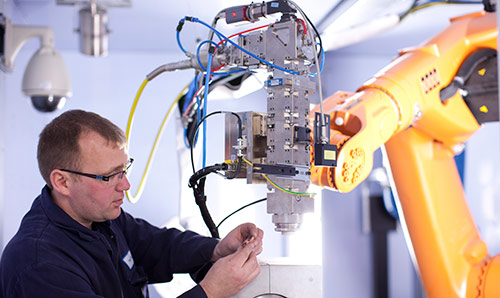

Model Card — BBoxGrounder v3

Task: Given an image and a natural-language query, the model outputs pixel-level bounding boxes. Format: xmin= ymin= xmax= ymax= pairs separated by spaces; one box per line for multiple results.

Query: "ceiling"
xmin=5 ymin=0 xmax=335 ymax=53
xmin=2 ymin=0 xmax=487 ymax=54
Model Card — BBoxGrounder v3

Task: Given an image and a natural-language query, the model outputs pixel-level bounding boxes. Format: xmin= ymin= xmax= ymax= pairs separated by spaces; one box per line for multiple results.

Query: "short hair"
xmin=37 ymin=109 xmax=127 ymax=189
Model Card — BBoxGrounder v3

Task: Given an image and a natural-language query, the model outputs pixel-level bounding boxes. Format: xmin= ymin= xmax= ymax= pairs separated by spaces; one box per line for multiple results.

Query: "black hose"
xmin=188 ymin=163 xmax=228 ymax=238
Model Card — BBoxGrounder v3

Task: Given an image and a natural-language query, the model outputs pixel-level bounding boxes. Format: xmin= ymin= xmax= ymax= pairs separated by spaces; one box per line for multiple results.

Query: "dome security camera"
xmin=1 ymin=14 xmax=72 ymax=112
xmin=22 ymin=46 xmax=72 ymax=112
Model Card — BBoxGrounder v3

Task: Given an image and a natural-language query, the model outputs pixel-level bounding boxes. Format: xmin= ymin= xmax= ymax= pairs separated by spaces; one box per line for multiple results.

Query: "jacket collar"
xmin=39 ymin=185 xmax=110 ymax=240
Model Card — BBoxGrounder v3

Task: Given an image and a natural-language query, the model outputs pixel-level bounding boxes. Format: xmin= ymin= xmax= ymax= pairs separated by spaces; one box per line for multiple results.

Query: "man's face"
xmin=65 ymin=131 xmax=131 ymax=229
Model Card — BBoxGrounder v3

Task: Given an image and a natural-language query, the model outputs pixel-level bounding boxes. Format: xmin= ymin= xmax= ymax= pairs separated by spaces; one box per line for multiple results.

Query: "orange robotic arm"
xmin=311 ymin=10 xmax=500 ymax=298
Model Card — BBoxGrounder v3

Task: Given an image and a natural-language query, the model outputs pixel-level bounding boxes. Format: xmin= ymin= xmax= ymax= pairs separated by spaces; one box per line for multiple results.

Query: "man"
xmin=0 ymin=109 xmax=263 ymax=298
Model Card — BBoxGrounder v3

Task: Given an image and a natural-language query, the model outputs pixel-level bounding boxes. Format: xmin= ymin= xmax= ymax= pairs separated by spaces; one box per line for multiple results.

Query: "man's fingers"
xmin=238 ymin=250 xmax=261 ymax=284
xmin=245 ymin=228 xmax=263 ymax=255
xmin=239 ymin=223 xmax=260 ymax=242
xmin=246 ymin=251 xmax=261 ymax=280
xmin=241 ymin=223 xmax=257 ymax=236
xmin=227 ymin=242 xmax=257 ymax=268
xmin=241 ymin=235 xmax=255 ymax=248
xmin=202 ymin=234 xmax=261 ymax=298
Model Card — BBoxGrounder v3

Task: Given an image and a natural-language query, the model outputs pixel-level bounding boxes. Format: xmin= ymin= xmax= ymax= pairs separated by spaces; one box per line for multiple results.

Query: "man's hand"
xmin=199 ymin=223 xmax=264 ymax=298
xmin=211 ymin=223 xmax=264 ymax=262
xmin=200 ymin=244 xmax=261 ymax=298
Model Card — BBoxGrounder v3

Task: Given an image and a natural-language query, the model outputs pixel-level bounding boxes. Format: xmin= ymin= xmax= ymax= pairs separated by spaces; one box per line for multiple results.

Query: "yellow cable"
xmin=409 ymin=2 xmax=444 ymax=14
xmin=125 ymin=78 xmax=189 ymax=203
xmin=242 ymin=157 xmax=254 ymax=167
xmin=126 ymin=78 xmax=149 ymax=147
xmin=409 ymin=3 xmax=435 ymax=13
xmin=242 ymin=158 xmax=315 ymax=197
xmin=262 ymin=174 xmax=315 ymax=197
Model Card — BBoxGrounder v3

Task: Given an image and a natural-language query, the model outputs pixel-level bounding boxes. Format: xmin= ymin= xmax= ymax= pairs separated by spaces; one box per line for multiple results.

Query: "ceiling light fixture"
xmin=57 ymin=0 xmax=131 ymax=57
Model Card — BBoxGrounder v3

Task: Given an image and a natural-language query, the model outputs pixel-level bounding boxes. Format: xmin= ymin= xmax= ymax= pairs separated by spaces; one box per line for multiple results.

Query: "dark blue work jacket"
xmin=0 ymin=186 xmax=218 ymax=298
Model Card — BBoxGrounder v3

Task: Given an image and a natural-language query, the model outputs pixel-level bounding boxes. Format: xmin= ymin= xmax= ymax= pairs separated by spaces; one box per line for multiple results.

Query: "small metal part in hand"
xmin=242 ymin=235 xmax=255 ymax=247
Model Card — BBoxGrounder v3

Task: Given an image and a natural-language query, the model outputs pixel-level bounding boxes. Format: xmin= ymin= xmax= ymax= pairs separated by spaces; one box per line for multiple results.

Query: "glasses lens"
xmin=119 ymin=159 xmax=134 ymax=179
xmin=119 ymin=170 xmax=127 ymax=179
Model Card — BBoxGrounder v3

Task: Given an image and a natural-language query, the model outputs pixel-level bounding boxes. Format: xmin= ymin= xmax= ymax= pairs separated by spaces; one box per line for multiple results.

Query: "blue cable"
xmin=184 ymin=74 xmax=201 ymax=149
xmin=196 ymin=92 xmax=201 ymax=141
xmin=213 ymin=31 xmax=225 ymax=42
xmin=177 ymin=17 xmax=223 ymax=55
xmin=202 ymin=52 xmax=213 ymax=168
xmin=189 ymin=17 xmax=300 ymax=75
xmin=196 ymin=40 xmax=249 ymax=76
xmin=196 ymin=40 xmax=220 ymax=72
xmin=184 ymin=128 xmax=191 ymax=148
xmin=217 ymin=68 xmax=247 ymax=75
xmin=310 ymin=43 xmax=325 ymax=77
xmin=183 ymin=74 xmax=199 ymax=112
xmin=176 ymin=19 xmax=188 ymax=54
